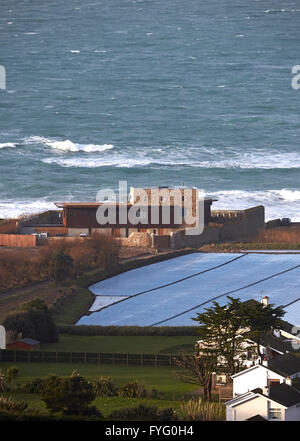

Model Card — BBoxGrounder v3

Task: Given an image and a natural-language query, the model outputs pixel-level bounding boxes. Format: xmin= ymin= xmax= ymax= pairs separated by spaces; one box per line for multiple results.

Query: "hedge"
xmin=57 ymin=325 xmax=199 ymax=336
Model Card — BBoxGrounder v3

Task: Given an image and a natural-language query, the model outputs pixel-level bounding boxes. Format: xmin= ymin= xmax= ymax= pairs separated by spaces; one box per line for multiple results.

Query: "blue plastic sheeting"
xmin=89 ymin=253 xmax=243 ymax=296
xmin=89 ymin=296 xmax=129 ymax=312
xmin=77 ymin=253 xmax=300 ymax=327
xmin=283 ymin=300 xmax=300 ymax=326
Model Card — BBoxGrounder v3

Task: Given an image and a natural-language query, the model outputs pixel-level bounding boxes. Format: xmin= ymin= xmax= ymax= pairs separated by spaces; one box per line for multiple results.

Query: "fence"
xmin=0 ymin=234 xmax=37 ymax=248
xmin=0 ymin=349 xmax=179 ymax=368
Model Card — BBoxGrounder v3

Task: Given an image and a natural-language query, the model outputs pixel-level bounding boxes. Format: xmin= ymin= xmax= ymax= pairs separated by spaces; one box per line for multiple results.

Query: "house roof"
xmin=269 ymin=353 xmax=300 ymax=377
xmin=226 ymin=384 xmax=300 ymax=409
xmin=20 ymin=338 xmax=40 ymax=346
xmin=246 ymin=414 xmax=268 ymax=421
xmin=268 ymin=384 xmax=300 ymax=407
xmin=260 ymin=330 xmax=297 ymax=354
xmin=232 ymin=354 xmax=300 ymax=379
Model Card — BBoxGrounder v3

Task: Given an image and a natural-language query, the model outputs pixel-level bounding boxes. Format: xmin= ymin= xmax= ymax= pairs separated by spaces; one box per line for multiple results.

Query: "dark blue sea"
xmin=1 ymin=0 xmax=300 ymax=220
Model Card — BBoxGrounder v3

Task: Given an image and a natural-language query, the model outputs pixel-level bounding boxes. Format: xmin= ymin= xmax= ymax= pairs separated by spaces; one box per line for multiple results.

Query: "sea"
xmin=1 ymin=0 xmax=300 ymax=220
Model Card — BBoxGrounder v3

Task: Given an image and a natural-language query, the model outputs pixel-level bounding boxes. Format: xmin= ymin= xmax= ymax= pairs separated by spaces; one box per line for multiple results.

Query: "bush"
xmin=20 ymin=378 xmax=45 ymax=394
xmin=109 ymin=404 xmax=176 ymax=421
xmin=91 ymin=376 xmax=118 ymax=397
xmin=4 ymin=299 xmax=58 ymax=343
xmin=178 ymin=398 xmax=225 ymax=421
xmin=120 ymin=380 xmax=147 ymax=398
xmin=40 ymin=372 xmax=102 ymax=417
xmin=0 ymin=396 xmax=28 ymax=414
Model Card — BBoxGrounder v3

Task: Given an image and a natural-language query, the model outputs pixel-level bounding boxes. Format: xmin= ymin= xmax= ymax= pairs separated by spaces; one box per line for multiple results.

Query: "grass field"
xmin=0 ymin=361 xmax=200 ymax=418
xmin=40 ymin=334 xmax=196 ymax=354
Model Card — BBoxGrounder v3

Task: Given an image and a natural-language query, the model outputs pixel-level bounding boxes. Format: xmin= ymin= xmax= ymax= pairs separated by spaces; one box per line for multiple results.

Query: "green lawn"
xmin=0 ymin=361 xmax=199 ymax=418
xmin=0 ymin=361 xmax=196 ymax=398
xmin=40 ymin=334 xmax=196 ymax=354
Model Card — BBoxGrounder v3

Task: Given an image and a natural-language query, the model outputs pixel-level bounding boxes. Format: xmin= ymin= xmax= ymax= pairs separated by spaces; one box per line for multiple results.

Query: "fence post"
xmin=155 ymin=355 xmax=157 ymax=368
xmin=112 ymin=353 xmax=115 ymax=365
xmin=169 ymin=355 xmax=172 ymax=367
xmin=141 ymin=353 xmax=143 ymax=367
xmin=127 ymin=353 xmax=129 ymax=366
xmin=84 ymin=352 xmax=86 ymax=364
xmin=98 ymin=353 xmax=101 ymax=365
xmin=70 ymin=352 xmax=72 ymax=363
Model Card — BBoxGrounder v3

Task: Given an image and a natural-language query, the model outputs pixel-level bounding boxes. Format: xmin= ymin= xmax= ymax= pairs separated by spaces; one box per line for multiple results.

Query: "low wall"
xmin=0 ymin=234 xmax=37 ymax=248
xmin=170 ymin=206 xmax=265 ymax=249
xmin=256 ymin=226 xmax=300 ymax=244
xmin=171 ymin=226 xmax=221 ymax=249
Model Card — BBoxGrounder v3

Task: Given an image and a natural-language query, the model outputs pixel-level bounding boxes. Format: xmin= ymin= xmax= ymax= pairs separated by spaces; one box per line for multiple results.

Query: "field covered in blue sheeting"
xmin=78 ymin=253 xmax=300 ymax=327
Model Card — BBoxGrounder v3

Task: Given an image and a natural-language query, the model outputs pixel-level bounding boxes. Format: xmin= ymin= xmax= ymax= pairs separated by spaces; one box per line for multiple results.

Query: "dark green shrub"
xmin=40 ymin=372 xmax=101 ymax=417
xmin=20 ymin=378 xmax=45 ymax=394
xmin=108 ymin=404 xmax=176 ymax=421
xmin=91 ymin=376 xmax=118 ymax=397
xmin=149 ymin=388 xmax=164 ymax=399
xmin=120 ymin=380 xmax=147 ymax=398
xmin=4 ymin=299 xmax=58 ymax=343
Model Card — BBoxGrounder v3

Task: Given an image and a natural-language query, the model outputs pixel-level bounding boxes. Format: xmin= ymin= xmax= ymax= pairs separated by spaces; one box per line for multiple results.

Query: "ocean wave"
xmin=40 ymin=149 xmax=300 ymax=169
xmin=23 ymin=136 xmax=113 ymax=153
xmin=0 ymin=200 xmax=57 ymax=219
xmin=0 ymin=189 xmax=299 ymax=221
xmin=42 ymin=156 xmax=156 ymax=168
xmin=0 ymin=143 xmax=17 ymax=149
xmin=210 ymin=189 xmax=300 ymax=221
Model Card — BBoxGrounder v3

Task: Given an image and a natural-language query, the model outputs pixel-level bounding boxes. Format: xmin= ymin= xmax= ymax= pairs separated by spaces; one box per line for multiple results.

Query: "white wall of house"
xmin=233 ymin=366 xmax=284 ymax=396
xmin=227 ymin=395 xmax=289 ymax=421
xmin=285 ymin=405 xmax=300 ymax=421
xmin=229 ymin=396 xmax=269 ymax=421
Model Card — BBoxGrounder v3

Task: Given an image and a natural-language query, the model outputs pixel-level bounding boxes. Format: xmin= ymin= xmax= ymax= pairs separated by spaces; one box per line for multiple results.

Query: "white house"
xmin=226 ymin=353 xmax=300 ymax=421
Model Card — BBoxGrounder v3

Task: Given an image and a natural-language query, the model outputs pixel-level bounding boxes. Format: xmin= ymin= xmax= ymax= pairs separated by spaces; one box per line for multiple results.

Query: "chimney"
xmin=262 ymin=386 xmax=269 ymax=396
xmin=261 ymin=296 xmax=269 ymax=307
xmin=262 ymin=354 xmax=268 ymax=367
xmin=286 ymin=377 xmax=292 ymax=386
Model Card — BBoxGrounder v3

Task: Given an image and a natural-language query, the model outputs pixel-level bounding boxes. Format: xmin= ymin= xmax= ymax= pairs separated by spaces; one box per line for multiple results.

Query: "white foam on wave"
xmin=23 ymin=136 xmax=113 ymax=153
xmin=0 ymin=200 xmax=57 ymax=219
xmin=41 ymin=148 xmax=300 ymax=170
xmin=0 ymin=142 xmax=16 ymax=149
xmin=42 ymin=156 xmax=156 ymax=168
xmin=210 ymin=189 xmax=300 ymax=221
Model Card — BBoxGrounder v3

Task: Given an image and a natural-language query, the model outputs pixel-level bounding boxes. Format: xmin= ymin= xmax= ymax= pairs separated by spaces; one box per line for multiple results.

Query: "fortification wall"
xmin=256 ymin=226 xmax=300 ymax=244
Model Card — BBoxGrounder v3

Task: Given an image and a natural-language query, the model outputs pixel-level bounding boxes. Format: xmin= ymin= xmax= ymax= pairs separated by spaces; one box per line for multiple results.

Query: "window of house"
xmin=269 ymin=408 xmax=282 ymax=420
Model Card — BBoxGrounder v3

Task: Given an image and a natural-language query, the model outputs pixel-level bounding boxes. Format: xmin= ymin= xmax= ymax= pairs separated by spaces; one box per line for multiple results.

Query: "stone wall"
xmin=118 ymin=232 xmax=152 ymax=247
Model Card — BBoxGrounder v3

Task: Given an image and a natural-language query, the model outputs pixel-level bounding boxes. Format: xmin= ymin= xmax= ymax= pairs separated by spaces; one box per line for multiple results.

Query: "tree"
xmin=40 ymin=371 xmax=100 ymax=416
xmin=192 ymin=297 xmax=286 ymax=379
xmin=241 ymin=299 xmax=285 ymax=357
xmin=175 ymin=352 xmax=217 ymax=401
xmin=192 ymin=297 xmax=251 ymax=378
xmin=49 ymin=251 xmax=73 ymax=282
xmin=4 ymin=299 xmax=58 ymax=343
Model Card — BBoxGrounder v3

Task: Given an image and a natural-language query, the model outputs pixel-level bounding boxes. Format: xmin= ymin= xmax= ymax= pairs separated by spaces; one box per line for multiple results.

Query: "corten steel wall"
xmin=64 ymin=205 xmax=185 ymax=229
xmin=0 ymin=234 xmax=37 ymax=247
